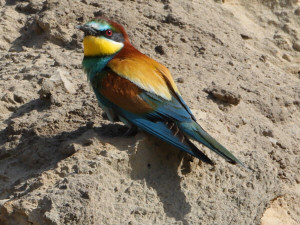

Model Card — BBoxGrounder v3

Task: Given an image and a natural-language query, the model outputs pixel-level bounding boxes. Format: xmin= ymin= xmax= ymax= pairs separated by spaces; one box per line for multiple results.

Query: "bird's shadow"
xmin=86 ymin=126 xmax=193 ymax=223
xmin=127 ymin=136 xmax=192 ymax=223
xmin=0 ymin=99 xmax=192 ymax=223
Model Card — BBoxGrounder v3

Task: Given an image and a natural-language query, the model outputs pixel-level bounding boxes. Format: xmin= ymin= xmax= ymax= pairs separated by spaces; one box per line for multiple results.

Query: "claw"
xmin=123 ymin=126 xmax=138 ymax=137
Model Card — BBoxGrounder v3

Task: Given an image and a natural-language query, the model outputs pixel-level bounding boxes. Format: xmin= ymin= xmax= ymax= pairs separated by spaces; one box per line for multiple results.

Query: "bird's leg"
xmin=118 ymin=115 xmax=138 ymax=137
xmin=123 ymin=126 xmax=138 ymax=137
xmin=100 ymin=104 xmax=119 ymax=122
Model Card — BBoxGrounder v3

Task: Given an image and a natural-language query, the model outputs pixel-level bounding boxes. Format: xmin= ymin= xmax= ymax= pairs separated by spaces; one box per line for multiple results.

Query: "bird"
xmin=77 ymin=17 xmax=247 ymax=168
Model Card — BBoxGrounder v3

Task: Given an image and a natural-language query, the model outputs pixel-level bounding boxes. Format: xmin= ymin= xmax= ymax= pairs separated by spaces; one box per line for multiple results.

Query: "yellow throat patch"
xmin=83 ymin=36 xmax=124 ymax=56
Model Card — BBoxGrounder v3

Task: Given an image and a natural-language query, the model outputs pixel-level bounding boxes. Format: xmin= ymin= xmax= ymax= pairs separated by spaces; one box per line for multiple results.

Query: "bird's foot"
xmin=123 ymin=127 xmax=138 ymax=137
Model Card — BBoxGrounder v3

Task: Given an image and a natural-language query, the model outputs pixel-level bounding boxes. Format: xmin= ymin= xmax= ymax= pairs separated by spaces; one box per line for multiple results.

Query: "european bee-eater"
xmin=78 ymin=18 xmax=247 ymax=168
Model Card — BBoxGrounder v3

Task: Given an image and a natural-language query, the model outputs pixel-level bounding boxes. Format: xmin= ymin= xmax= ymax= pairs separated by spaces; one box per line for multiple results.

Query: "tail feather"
xmin=120 ymin=111 xmax=215 ymax=164
xmin=178 ymin=121 xmax=248 ymax=168
xmin=185 ymin=138 xmax=214 ymax=165
xmin=166 ymin=121 xmax=214 ymax=165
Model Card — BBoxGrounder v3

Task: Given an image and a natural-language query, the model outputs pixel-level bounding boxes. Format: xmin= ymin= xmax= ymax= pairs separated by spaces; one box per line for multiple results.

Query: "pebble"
xmin=292 ymin=41 xmax=300 ymax=52
xmin=204 ymin=84 xmax=241 ymax=105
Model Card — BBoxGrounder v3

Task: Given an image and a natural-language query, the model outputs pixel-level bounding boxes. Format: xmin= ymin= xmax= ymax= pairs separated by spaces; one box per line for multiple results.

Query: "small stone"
xmin=9 ymin=86 xmax=15 ymax=92
xmin=295 ymin=7 xmax=300 ymax=15
xmin=292 ymin=41 xmax=300 ymax=52
xmin=39 ymin=69 xmax=76 ymax=103
xmin=59 ymin=184 xmax=68 ymax=190
xmin=93 ymin=10 xmax=103 ymax=17
xmin=180 ymin=37 xmax=187 ymax=43
xmin=276 ymin=142 xmax=287 ymax=149
xmin=261 ymin=127 xmax=274 ymax=137
xmin=155 ymin=45 xmax=165 ymax=55
xmin=204 ymin=84 xmax=241 ymax=105
xmin=240 ymin=34 xmax=251 ymax=40
xmin=279 ymin=162 xmax=286 ymax=169
xmin=100 ymin=150 xmax=108 ymax=157
xmin=86 ymin=121 xmax=94 ymax=129
xmin=20 ymin=66 xmax=31 ymax=73
xmin=82 ymin=139 xmax=93 ymax=146
xmin=163 ymin=14 xmax=184 ymax=27
xmin=177 ymin=78 xmax=184 ymax=83
xmin=50 ymin=69 xmax=76 ymax=94
xmin=59 ymin=143 xmax=80 ymax=156
xmin=241 ymin=117 xmax=248 ymax=125
xmin=268 ymin=137 xmax=278 ymax=147
xmin=259 ymin=55 xmax=267 ymax=62
xmin=282 ymin=54 xmax=291 ymax=62
xmin=39 ymin=80 xmax=54 ymax=100
xmin=79 ymin=190 xmax=90 ymax=199
xmin=295 ymin=175 xmax=300 ymax=184
xmin=36 ymin=17 xmax=51 ymax=32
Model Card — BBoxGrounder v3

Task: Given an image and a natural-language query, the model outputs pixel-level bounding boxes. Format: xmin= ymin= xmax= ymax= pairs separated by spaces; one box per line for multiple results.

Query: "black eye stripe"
xmin=95 ymin=30 xmax=109 ymax=36
xmin=95 ymin=30 xmax=115 ymax=39
xmin=85 ymin=28 xmax=124 ymax=43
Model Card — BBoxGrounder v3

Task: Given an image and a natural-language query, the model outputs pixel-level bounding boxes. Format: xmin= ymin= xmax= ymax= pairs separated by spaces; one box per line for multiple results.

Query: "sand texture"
xmin=0 ymin=0 xmax=299 ymax=224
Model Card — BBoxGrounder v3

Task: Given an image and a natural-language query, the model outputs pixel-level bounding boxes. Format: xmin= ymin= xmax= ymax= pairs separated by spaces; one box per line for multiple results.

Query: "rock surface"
xmin=0 ymin=0 xmax=299 ymax=224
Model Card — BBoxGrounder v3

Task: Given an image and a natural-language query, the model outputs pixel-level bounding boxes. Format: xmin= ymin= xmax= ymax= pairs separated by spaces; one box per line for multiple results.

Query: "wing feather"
xmin=108 ymin=45 xmax=180 ymax=101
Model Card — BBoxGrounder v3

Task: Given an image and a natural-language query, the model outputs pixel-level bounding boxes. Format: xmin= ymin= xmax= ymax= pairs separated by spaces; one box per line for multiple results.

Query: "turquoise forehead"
xmin=86 ymin=21 xmax=111 ymax=31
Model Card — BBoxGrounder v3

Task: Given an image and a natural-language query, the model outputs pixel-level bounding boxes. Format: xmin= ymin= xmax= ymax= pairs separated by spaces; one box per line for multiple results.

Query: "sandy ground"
xmin=0 ymin=0 xmax=299 ymax=224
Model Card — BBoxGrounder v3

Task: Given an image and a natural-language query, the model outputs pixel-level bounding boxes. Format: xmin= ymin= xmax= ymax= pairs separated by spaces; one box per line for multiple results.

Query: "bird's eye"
xmin=105 ymin=29 xmax=113 ymax=37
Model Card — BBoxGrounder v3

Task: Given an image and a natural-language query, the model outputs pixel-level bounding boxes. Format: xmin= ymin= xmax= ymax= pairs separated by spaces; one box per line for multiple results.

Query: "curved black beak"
xmin=76 ymin=24 xmax=98 ymax=36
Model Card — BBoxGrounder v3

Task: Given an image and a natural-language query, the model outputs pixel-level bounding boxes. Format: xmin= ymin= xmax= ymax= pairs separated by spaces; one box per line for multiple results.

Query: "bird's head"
xmin=77 ymin=18 xmax=128 ymax=57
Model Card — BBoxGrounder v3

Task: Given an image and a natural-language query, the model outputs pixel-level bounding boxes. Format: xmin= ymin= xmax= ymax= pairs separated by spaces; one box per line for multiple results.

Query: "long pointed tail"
xmin=178 ymin=121 xmax=248 ymax=169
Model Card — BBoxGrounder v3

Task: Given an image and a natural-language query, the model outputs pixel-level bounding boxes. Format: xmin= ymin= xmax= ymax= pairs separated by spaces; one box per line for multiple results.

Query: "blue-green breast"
xmin=82 ymin=56 xmax=113 ymax=81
